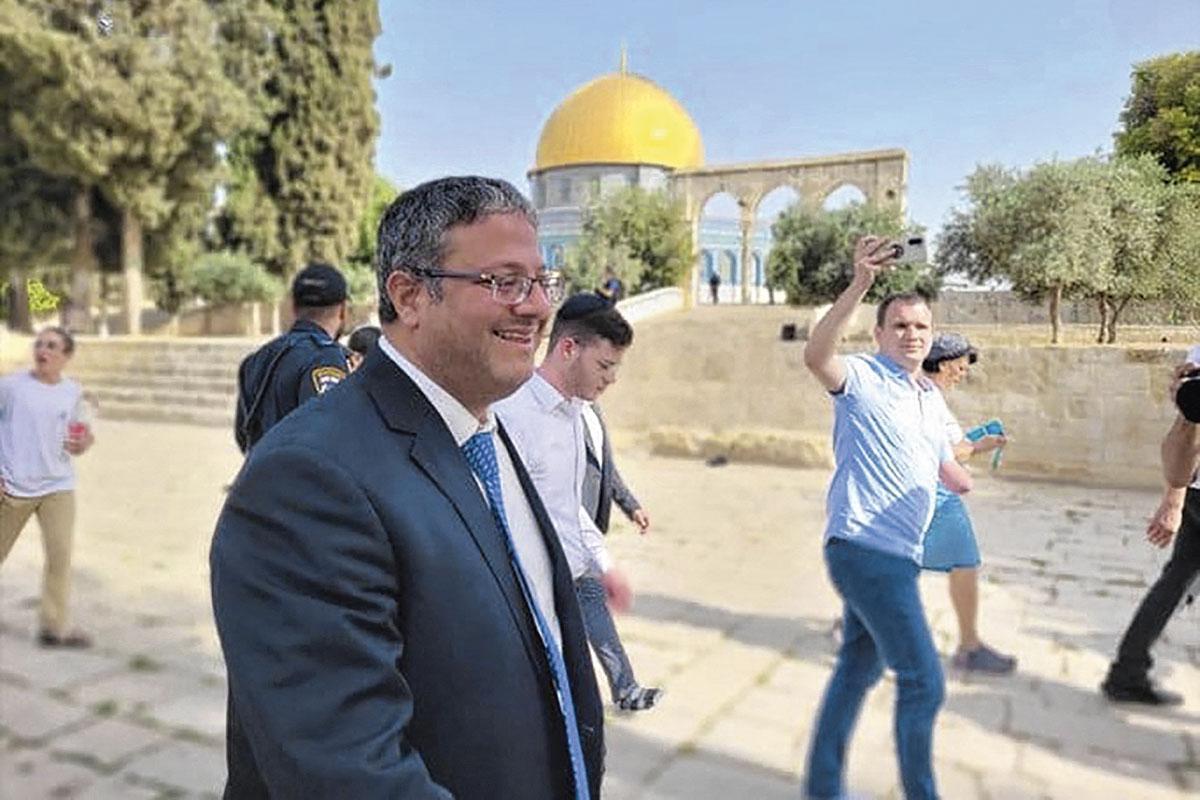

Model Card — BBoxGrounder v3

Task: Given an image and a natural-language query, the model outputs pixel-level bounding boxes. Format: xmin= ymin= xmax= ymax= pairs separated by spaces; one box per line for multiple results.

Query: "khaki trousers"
xmin=0 ymin=490 xmax=77 ymax=636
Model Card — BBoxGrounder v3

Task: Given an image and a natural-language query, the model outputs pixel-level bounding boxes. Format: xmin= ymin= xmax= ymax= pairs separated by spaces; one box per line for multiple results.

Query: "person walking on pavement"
xmin=497 ymin=292 xmax=663 ymax=712
xmin=921 ymin=333 xmax=1016 ymax=674
xmin=1101 ymin=359 xmax=1200 ymax=706
xmin=802 ymin=236 xmax=973 ymax=800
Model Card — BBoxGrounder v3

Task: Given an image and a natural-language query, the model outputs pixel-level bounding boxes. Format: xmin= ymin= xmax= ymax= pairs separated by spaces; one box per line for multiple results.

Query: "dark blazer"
xmin=581 ymin=405 xmax=641 ymax=533
xmin=211 ymin=346 xmax=604 ymax=799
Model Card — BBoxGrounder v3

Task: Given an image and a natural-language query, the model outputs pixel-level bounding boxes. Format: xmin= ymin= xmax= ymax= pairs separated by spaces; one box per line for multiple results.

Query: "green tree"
xmin=1 ymin=0 xmax=257 ymax=333
xmin=1093 ymin=155 xmax=1169 ymax=342
xmin=564 ymin=187 xmax=693 ymax=295
xmin=181 ymin=250 xmax=280 ymax=306
xmin=767 ymin=202 xmax=934 ymax=306
xmin=937 ymin=158 xmax=1113 ymax=343
xmin=1115 ymin=52 xmax=1200 ymax=183
xmin=218 ymin=0 xmax=382 ymax=276
xmin=1157 ymin=182 xmax=1200 ymax=323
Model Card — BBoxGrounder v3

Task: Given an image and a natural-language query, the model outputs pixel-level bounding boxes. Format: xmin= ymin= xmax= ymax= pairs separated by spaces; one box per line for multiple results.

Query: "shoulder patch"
xmin=310 ymin=366 xmax=347 ymax=395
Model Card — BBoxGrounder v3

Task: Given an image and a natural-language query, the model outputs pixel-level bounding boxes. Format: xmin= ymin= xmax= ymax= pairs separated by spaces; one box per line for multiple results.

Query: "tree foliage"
xmin=217 ymin=0 xmax=382 ymax=275
xmin=564 ymin=187 xmax=693 ymax=295
xmin=1115 ymin=52 xmax=1200 ymax=183
xmin=767 ymin=203 xmax=935 ymax=305
xmin=181 ymin=251 xmax=280 ymax=306
xmin=937 ymin=155 xmax=1200 ymax=342
xmin=0 ymin=0 xmax=259 ymax=328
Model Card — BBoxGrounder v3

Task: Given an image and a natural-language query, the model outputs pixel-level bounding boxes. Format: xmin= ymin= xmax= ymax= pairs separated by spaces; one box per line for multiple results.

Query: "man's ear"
xmin=387 ymin=269 xmax=424 ymax=326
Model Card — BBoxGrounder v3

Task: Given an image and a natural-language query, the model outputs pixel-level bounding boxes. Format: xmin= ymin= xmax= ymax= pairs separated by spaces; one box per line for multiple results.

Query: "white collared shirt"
xmin=495 ymin=372 xmax=611 ymax=580
xmin=581 ymin=403 xmax=604 ymax=469
xmin=378 ymin=336 xmax=561 ymax=646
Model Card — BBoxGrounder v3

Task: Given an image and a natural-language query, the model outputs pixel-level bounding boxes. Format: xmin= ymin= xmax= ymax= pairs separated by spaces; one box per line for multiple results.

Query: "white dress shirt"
xmin=581 ymin=403 xmax=604 ymax=469
xmin=378 ymin=336 xmax=561 ymax=647
xmin=495 ymin=372 xmax=611 ymax=580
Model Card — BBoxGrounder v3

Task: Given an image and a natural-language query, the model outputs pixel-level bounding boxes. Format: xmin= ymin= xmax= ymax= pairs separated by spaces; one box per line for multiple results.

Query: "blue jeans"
xmin=575 ymin=576 xmax=637 ymax=701
xmin=805 ymin=538 xmax=945 ymax=800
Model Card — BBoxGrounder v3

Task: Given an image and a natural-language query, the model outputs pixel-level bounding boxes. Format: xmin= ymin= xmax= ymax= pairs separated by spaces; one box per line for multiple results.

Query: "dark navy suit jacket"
xmin=211 ymin=345 xmax=604 ymax=799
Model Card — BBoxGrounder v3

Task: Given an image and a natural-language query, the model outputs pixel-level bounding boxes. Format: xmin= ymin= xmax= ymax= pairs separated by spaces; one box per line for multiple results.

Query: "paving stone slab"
xmin=0 ymin=634 xmax=122 ymax=692
xmin=0 ymin=749 xmax=98 ymax=799
xmin=120 ymin=739 xmax=224 ymax=796
xmin=0 ymin=683 xmax=92 ymax=741
xmin=71 ymin=667 xmax=221 ymax=717
xmin=72 ymin=774 xmax=165 ymax=800
xmin=50 ymin=717 xmax=168 ymax=769
xmin=645 ymin=751 xmax=797 ymax=800
xmin=139 ymin=683 xmax=227 ymax=740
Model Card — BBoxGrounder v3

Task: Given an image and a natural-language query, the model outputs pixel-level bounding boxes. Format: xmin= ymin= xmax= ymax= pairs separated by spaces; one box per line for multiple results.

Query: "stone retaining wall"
xmin=603 ymin=306 xmax=1185 ymax=488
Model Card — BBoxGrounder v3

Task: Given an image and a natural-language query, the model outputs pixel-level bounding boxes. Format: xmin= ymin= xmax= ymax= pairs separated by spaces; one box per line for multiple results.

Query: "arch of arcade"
xmin=670 ymin=148 xmax=909 ymax=305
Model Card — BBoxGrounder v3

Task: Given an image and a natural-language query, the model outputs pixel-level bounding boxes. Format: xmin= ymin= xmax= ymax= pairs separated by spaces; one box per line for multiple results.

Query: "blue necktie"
xmin=461 ymin=431 xmax=591 ymax=800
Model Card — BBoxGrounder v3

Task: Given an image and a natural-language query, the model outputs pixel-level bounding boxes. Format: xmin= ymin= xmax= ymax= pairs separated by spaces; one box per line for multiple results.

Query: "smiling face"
xmin=32 ymin=329 xmax=71 ymax=382
xmin=388 ymin=212 xmax=551 ymax=418
xmin=874 ymin=298 xmax=933 ymax=374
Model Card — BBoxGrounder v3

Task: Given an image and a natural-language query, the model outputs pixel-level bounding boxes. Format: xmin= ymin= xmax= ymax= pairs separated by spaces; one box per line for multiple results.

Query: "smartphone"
xmin=888 ymin=235 xmax=928 ymax=265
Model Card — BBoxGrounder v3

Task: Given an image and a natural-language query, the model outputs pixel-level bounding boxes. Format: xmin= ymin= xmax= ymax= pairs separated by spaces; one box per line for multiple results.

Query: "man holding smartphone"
xmin=802 ymin=237 xmax=972 ymax=800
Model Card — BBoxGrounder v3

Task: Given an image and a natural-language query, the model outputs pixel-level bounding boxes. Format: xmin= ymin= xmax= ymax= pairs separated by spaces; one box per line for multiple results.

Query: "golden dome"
xmin=533 ymin=70 xmax=705 ymax=172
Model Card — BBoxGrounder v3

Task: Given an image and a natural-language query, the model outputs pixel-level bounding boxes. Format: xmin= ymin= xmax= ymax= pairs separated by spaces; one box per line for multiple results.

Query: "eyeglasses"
xmin=34 ymin=340 xmax=62 ymax=351
xmin=412 ymin=268 xmax=565 ymax=305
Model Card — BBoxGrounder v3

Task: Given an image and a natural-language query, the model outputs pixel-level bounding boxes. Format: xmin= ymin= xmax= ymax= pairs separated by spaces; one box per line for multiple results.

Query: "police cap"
xmin=292 ymin=262 xmax=348 ymax=307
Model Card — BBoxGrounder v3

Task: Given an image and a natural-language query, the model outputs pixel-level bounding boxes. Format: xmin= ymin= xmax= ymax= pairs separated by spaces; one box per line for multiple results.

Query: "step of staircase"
xmin=98 ymin=400 xmax=234 ymax=428
xmin=64 ymin=338 xmax=254 ymax=428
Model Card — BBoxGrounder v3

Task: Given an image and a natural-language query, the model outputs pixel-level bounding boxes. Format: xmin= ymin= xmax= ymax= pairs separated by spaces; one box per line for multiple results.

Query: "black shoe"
xmin=616 ymin=686 xmax=664 ymax=712
xmin=1101 ymin=678 xmax=1183 ymax=706
xmin=37 ymin=630 xmax=93 ymax=649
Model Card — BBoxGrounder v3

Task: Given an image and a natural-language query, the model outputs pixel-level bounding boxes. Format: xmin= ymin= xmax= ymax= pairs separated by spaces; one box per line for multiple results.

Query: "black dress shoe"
xmin=1101 ymin=679 xmax=1183 ymax=706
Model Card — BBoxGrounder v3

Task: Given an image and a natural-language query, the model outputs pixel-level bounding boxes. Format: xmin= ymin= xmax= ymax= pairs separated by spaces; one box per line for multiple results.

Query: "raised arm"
xmin=804 ymin=236 xmax=896 ymax=392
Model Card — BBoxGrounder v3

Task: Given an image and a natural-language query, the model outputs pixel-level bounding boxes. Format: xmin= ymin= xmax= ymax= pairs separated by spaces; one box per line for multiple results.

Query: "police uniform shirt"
xmin=236 ymin=319 xmax=349 ymax=451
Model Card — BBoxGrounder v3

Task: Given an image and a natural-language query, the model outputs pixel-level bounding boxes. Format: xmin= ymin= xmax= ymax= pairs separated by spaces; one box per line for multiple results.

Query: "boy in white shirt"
xmin=0 ymin=326 xmax=94 ymax=647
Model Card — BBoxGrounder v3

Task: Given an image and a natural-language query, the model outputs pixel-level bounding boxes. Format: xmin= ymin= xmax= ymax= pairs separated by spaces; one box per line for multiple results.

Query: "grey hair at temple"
xmin=374 ymin=176 xmax=539 ymax=323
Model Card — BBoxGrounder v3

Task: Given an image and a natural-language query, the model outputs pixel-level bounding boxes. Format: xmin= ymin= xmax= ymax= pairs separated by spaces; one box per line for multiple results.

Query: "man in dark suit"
xmin=210 ymin=176 xmax=603 ymax=799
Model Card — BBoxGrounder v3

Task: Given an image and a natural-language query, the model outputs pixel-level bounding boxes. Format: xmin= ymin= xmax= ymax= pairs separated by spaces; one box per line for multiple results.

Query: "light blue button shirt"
xmin=824 ymin=354 xmax=954 ymax=563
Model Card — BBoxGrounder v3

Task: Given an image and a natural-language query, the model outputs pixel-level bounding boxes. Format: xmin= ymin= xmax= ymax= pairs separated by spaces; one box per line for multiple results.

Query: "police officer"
xmin=235 ymin=262 xmax=351 ymax=453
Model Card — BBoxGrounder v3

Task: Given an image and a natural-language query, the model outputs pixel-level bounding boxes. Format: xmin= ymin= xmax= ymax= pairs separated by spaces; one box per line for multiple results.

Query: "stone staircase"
xmin=63 ymin=337 xmax=261 ymax=428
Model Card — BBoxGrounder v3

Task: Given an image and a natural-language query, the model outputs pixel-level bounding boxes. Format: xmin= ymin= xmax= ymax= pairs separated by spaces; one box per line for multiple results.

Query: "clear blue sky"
xmin=373 ymin=0 xmax=1199 ymax=238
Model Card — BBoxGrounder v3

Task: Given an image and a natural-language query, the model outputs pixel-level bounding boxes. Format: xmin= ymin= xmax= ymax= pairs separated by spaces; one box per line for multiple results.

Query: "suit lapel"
xmin=497 ymin=425 xmax=599 ymax=713
xmin=362 ymin=349 xmax=545 ymax=678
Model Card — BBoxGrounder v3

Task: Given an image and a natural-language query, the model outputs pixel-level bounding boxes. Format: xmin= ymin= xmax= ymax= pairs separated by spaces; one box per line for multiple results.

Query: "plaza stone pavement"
xmin=0 ymin=422 xmax=1197 ymax=799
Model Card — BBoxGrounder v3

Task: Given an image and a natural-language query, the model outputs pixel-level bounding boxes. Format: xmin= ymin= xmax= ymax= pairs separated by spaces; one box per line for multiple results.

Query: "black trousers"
xmin=1109 ymin=487 xmax=1200 ymax=684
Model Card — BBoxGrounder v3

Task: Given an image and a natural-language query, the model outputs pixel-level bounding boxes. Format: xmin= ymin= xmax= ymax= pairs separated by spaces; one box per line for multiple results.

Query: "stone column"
xmin=738 ymin=202 xmax=753 ymax=304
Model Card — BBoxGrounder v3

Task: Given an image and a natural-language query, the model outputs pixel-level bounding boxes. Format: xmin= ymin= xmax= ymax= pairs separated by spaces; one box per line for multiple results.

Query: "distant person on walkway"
xmin=1101 ymin=359 xmax=1200 ymax=706
xmin=497 ymin=292 xmax=663 ymax=712
xmin=921 ymin=333 xmax=1015 ymax=674
xmin=0 ymin=327 xmax=94 ymax=648
xmin=708 ymin=269 xmax=721 ymax=304
xmin=345 ymin=324 xmax=382 ymax=372
xmin=234 ymin=262 xmax=350 ymax=453
xmin=802 ymin=237 xmax=972 ymax=800
xmin=211 ymin=176 xmax=603 ymax=798
xmin=598 ymin=269 xmax=625 ymax=304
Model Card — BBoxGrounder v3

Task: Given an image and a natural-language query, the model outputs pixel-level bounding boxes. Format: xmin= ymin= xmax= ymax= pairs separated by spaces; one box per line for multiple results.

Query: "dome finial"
xmin=619 ymin=44 xmax=628 ymax=74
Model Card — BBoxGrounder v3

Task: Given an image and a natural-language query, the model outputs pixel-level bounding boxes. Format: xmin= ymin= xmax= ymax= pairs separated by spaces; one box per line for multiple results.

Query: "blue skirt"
xmin=921 ymin=487 xmax=981 ymax=572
